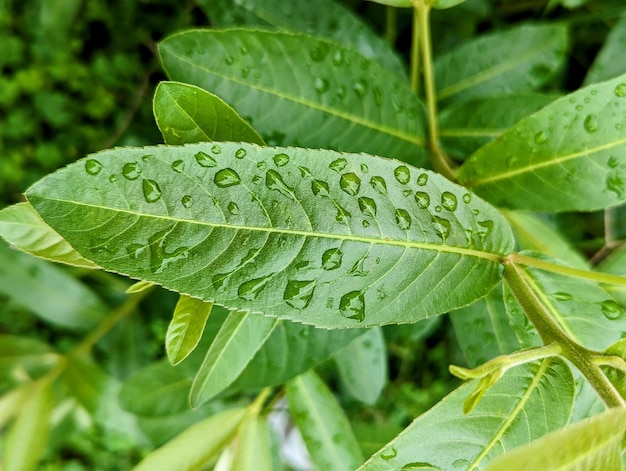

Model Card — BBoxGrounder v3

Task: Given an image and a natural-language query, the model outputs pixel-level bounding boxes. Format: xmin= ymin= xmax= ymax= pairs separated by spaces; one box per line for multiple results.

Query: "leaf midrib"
xmin=31 ymin=195 xmax=505 ymax=262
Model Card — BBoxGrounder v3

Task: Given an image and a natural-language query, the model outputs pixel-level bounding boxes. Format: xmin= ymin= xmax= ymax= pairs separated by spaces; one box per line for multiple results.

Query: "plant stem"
xmin=410 ymin=5 xmax=420 ymax=95
xmin=508 ymin=252 xmax=626 ymax=286
xmin=385 ymin=6 xmax=398 ymax=47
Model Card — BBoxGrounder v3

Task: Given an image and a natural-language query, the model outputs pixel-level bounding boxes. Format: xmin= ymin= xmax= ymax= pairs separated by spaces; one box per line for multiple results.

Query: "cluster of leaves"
xmin=2 ymin=0 xmax=626 ymax=470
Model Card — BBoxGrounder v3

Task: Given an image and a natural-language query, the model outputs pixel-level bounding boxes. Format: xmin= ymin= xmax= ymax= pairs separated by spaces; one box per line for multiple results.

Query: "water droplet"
xmin=109 ymin=174 xmax=117 ymax=182
xmin=394 ymin=166 xmax=410 ymax=184
xmin=415 ymin=191 xmax=430 ymax=209
xmin=348 ymin=258 xmax=368 ymax=277
xmin=329 ymin=158 xmax=347 ymax=173
xmin=381 ymin=447 xmax=397 ymax=461
xmin=211 ymin=144 xmax=221 ymax=154
xmin=575 ymin=104 xmax=584 ymax=111
xmin=273 ymin=153 xmax=290 ymax=167
xmin=402 ymin=189 xmax=412 ymax=197
xmin=122 ymin=162 xmax=142 ymax=180
xmin=339 ymin=172 xmax=361 ymax=195
xmin=322 ymin=248 xmax=343 ymax=270
xmin=225 ymin=55 xmax=234 ymax=65
xmin=314 ymin=77 xmax=329 ymax=94
xmin=358 ymin=197 xmax=377 ymax=217
xmin=142 ymin=154 xmax=153 ymax=162
xmin=339 ymin=291 xmax=365 ymax=321
xmin=370 ymin=176 xmax=387 ymax=195
xmin=583 ymin=114 xmax=599 ymax=133
xmin=142 ymin=179 xmax=162 ymax=203
xmin=310 ymin=43 xmax=329 ymax=62
xmin=238 ymin=275 xmax=273 ymax=301
xmin=600 ymin=300 xmax=623 ymax=320
xmin=266 ymin=169 xmax=293 ymax=197
xmin=228 ymin=201 xmax=240 ymax=215
xmin=235 ymin=148 xmax=247 ymax=159
xmin=606 ymin=173 xmax=625 ymax=197
xmin=256 ymin=161 xmax=267 ymax=170
xmin=395 ymin=209 xmax=411 ymax=230
xmin=126 ymin=243 xmax=144 ymax=259
xmin=373 ymin=86 xmax=383 ymax=106
xmin=362 ymin=220 xmax=370 ymax=227
xmin=332 ymin=50 xmax=343 ymax=65
xmin=360 ymin=163 xmax=369 ymax=173
xmin=195 ymin=151 xmax=217 ymax=168
xmin=435 ymin=206 xmax=442 ymax=212
xmin=214 ymin=168 xmax=241 ymax=188
xmin=553 ymin=292 xmax=573 ymax=302
xmin=614 ymin=83 xmax=626 ymax=98
xmin=416 ymin=173 xmax=428 ymax=186
xmin=353 ymin=80 xmax=367 ymax=97
xmin=441 ymin=192 xmax=458 ymax=211
xmin=252 ymin=175 xmax=263 ymax=184
xmin=477 ymin=220 xmax=494 ymax=239
xmin=172 ymin=159 xmax=185 ymax=173
xmin=432 ymin=216 xmax=451 ymax=240
xmin=312 ymin=179 xmax=330 ymax=196
xmin=181 ymin=195 xmax=193 ymax=209
xmin=212 ymin=272 xmax=231 ymax=290
xmin=335 ymin=205 xmax=351 ymax=224
xmin=148 ymin=229 xmax=189 ymax=273
xmin=283 ymin=280 xmax=316 ymax=309
xmin=534 ymin=131 xmax=547 ymax=144
xmin=85 ymin=159 xmax=103 ymax=175
xmin=608 ymin=156 xmax=619 ymax=168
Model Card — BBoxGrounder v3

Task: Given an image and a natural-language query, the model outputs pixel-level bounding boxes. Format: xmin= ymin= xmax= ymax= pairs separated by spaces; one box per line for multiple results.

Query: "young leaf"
xmin=166 ymin=296 xmax=213 ymax=366
xmin=153 ymin=81 xmax=264 ymax=146
xmin=132 ymin=407 xmax=247 ymax=471
xmin=435 ymin=23 xmax=568 ymax=103
xmin=204 ymin=0 xmax=407 ymax=78
xmin=159 ymin=31 xmax=427 ymax=165
xmin=190 ymin=311 xmax=277 ymax=407
xmin=334 ymin=327 xmax=387 ymax=405
xmin=230 ymin=415 xmax=273 ymax=471
xmin=358 ymin=359 xmax=574 ymax=470
xmin=286 ymin=370 xmax=364 ymax=471
xmin=483 ymin=407 xmax=626 ymax=471
xmin=458 ymin=74 xmax=626 ymax=212
xmin=0 ymin=387 xmax=29 ymax=429
xmin=0 ymin=202 xmax=98 ymax=268
xmin=584 ymin=13 xmax=626 ymax=85
xmin=26 ymin=142 xmax=514 ymax=329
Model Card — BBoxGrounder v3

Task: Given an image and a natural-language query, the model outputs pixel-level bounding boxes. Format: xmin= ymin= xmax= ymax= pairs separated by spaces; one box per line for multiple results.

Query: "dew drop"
xmin=534 ymin=131 xmax=547 ymax=144
xmin=266 ymin=169 xmax=293 ymax=197
xmin=614 ymin=83 xmax=626 ymax=98
xmin=256 ymin=161 xmax=267 ymax=170
xmin=583 ymin=114 xmax=599 ymax=133
xmin=463 ymin=193 xmax=472 ymax=204
xmin=416 ymin=173 xmax=429 ymax=186
xmin=225 ymin=55 xmax=234 ymax=65
xmin=283 ymin=280 xmax=316 ymax=309
xmin=381 ymin=448 xmax=397 ymax=461
xmin=329 ymin=158 xmax=347 ymax=173
xmin=477 ymin=220 xmax=494 ymax=239
xmin=109 ymin=174 xmax=117 ymax=182
xmin=394 ymin=165 xmax=410 ymax=184
xmin=402 ymin=189 xmax=412 ymax=197
xmin=142 ymin=179 xmax=162 ymax=203
xmin=353 ymin=79 xmax=367 ymax=97
xmin=181 ymin=195 xmax=193 ymax=209
xmin=238 ymin=275 xmax=273 ymax=301
xmin=195 ymin=151 xmax=217 ymax=168
xmin=432 ymin=216 xmax=451 ymax=240
xmin=339 ymin=172 xmax=361 ymax=196
xmin=126 ymin=243 xmax=144 ymax=259
xmin=322 ymin=248 xmax=343 ymax=270
xmin=600 ymin=300 xmax=623 ymax=320
xmin=85 ymin=159 xmax=103 ymax=175
xmin=309 ymin=43 xmax=329 ymax=62
xmin=312 ymin=179 xmax=330 ymax=197
xmin=370 ymin=176 xmax=387 ymax=195
xmin=142 ymin=154 xmax=153 ymax=162
xmin=314 ymin=77 xmax=329 ymax=94
xmin=122 ymin=162 xmax=142 ymax=180
xmin=332 ymin=50 xmax=343 ymax=65
xmin=415 ymin=191 xmax=430 ymax=209
xmin=335 ymin=205 xmax=351 ymax=224
xmin=358 ymin=197 xmax=377 ymax=217
xmin=339 ymin=291 xmax=365 ymax=321
xmin=214 ymin=168 xmax=241 ymax=188
xmin=273 ymin=153 xmax=290 ymax=167
xmin=235 ymin=148 xmax=247 ymax=159
xmin=362 ymin=220 xmax=370 ymax=227
xmin=211 ymin=144 xmax=222 ymax=154
xmin=360 ymin=163 xmax=369 ymax=173
xmin=395 ymin=209 xmax=411 ymax=230
xmin=171 ymin=159 xmax=185 ymax=173
xmin=606 ymin=173 xmax=625 ymax=197
xmin=553 ymin=292 xmax=573 ymax=302
xmin=212 ymin=272 xmax=231 ymax=290
xmin=148 ymin=229 xmax=189 ymax=273
xmin=252 ymin=175 xmax=263 ymax=184
xmin=228 ymin=201 xmax=240 ymax=215
xmin=608 ymin=156 xmax=619 ymax=168
xmin=441 ymin=192 xmax=458 ymax=211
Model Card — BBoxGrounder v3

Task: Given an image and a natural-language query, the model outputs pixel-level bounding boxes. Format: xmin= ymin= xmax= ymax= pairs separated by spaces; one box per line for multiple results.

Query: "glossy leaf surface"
xmin=435 ymin=23 xmax=568 ymax=103
xmin=153 ymin=81 xmax=264 ymax=146
xmin=26 ymin=142 xmax=514 ymax=328
xmin=459 ymin=74 xmax=626 ymax=211
xmin=160 ymin=30 xmax=427 ymax=165
xmin=484 ymin=407 xmax=626 ymax=471
xmin=165 ymin=296 xmax=213 ymax=366
xmin=359 ymin=359 xmax=574 ymax=470
xmin=287 ymin=370 xmax=364 ymax=471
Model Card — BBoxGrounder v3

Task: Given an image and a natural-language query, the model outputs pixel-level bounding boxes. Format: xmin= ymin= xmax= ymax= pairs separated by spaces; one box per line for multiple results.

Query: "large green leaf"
xmin=26 ymin=142 xmax=514 ymax=328
xmin=584 ymin=13 xmax=626 ymax=85
xmin=0 ymin=242 xmax=106 ymax=330
xmin=484 ymin=407 xmax=626 ymax=471
xmin=286 ymin=370 xmax=364 ymax=471
xmin=159 ymin=30 xmax=427 ymax=165
xmin=359 ymin=359 xmax=574 ymax=471
xmin=458 ymin=74 xmax=626 ymax=211
xmin=153 ymin=81 xmax=264 ymax=146
xmin=165 ymin=296 xmax=213 ymax=366
xmin=203 ymin=0 xmax=407 ymax=78
xmin=230 ymin=415 xmax=273 ymax=471
xmin=435 ymin=23 xmax=568 ymax=103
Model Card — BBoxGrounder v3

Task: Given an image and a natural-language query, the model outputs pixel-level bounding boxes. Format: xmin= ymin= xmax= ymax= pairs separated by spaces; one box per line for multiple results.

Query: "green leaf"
xmin=159 ymin=30 xmax=427 ymax=165
xmin=458 ymin=74 xmax=626 ymax=211
xmin=450 ymin=282 xmax=520 ymax=368
xmin=584 ymin=13 xmax=626 ymax=85
xmin=334 ymin=327 xmax=387 ymax=405
xmin=365 ymin=0 xmax=411 ymax=7
xmin=0 ymin=386 xmax=29 ymax=429
xmin=432 ymin=0 xmax=465 ymax=9
xmin=26 ymin=142 xmax=514 ymax=329
xmin=358 ymin=359 xmax=574 ymax=471
xmin=190 ymin=311 xmax=277 ymax=407
xmin=438 ymin=94 xmax=558 ymax=160
xmin=153 ymin=81 xmax=264 ymax=146
xmin=484 ymin=407 xmax=626 ymax=471
xmin=0 ymin=335 xmax=55 ymax=386
xmin=435 ymin=23 xmax=568 ymax=103
xmin=0 ymin=240 xmax=107 ymax=330
xmin=0 ymin=202 xmax=98 ymax=268
xmin=204 ymin=0 xmax=407 ymax=78
xmin=229 ymin=323 xmax=364 ymax=391
xmin=2 ymin=382 xmax=53 ymax=471
xmin=286 ymin=370 xmax=364 ymax=471
xmin=602 ymin=338 xmax=626 ymax=401
xmin=597 ymin=245 xmax=626 ymax=308
xmin=231 ymin=415 xmax=273 ymax=471
xmin=132 ymin=407 xmax=247 ymax=471
xmin=166 ymin=296 xmax=213 ymax=366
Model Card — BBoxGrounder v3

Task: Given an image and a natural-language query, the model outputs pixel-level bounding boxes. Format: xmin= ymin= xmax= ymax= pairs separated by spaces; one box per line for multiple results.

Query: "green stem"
xmin=248 ymin=387 xmax=272 ymax=416
xmin=410 ymin=5 xmax=420 ymax=95
xmin=385 ymin=6 xmax=398 ymax=47
xmin=504 ymin=260 xmax=625 ymax=408
xmin=508 ymin=252 xmax=626 ymax=286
